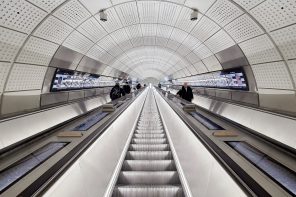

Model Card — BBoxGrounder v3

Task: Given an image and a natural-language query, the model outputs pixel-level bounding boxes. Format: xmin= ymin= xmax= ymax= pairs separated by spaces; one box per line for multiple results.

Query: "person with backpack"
xmin=177 ymin=82 xmax=193 ymax=102
xmin=110 ymin=83 xmax=125 ymax=101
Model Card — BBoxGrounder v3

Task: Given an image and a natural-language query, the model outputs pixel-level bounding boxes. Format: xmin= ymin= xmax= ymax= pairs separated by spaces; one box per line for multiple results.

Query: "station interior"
xmin=0 ymin=0 xmax=295 ymax=196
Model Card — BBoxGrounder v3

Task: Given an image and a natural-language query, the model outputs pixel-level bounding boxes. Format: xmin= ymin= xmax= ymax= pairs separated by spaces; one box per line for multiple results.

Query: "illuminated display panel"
xmin=174 ymin=68 xmax=248 ymax=91
xmin=51 ymin=69 xmax=102 ymax=92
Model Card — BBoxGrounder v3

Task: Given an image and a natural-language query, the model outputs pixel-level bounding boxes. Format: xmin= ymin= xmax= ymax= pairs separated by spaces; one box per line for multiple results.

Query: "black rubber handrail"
xmin=18 ymin=89 xmax=147 ymax=197
xmin=155 ymin=88 xmax=270 ymax=197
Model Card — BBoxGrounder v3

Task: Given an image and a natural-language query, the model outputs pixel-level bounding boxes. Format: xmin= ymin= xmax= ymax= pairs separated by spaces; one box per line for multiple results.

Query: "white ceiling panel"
xmin=175 ymin=7 xmax=201 ymax=32
xmin=79 ymin=0 xmax=111 ymax=15
xmin=77 ymin=17 xmax=108 ymax=42
xmin=142 ymin=24 xmax=157 ymax=37
xmin=167 ymin=40 xmax=180 ymax=51
xmin=170 ymin=28 xmax=188 ymax=44
xmin=34 ymin=16 xmax=73 ymax=44
xmin=143 ymin=37 xmax=156 ymax=46
xmin=204 ymin=30 xmax=235 ymax=53
xmin=206 ymin=0 xmax=244 ymax=27
xmin=27 ymin=0 xmax=66 ymax=12
xmin=63 ymin=31 xmax=94 ymax=54
xmin=0 ymin=62 xmax=12 ymax=92
xmin=191 ymin=16 xmax=220 ymax=42
xmin=17 ymin=36 xmax=59 ymax=66
xmin=252 ymin=61 xmax=294 ymax=90
xmin=0 ymin=27 xmax=27 ymax=62
xmin=182 ymin=34 xmax=202 ymax=51
xmin=185 ymin=0 xmax=215 ymax=13
xmin=130 ymin=37 xmax=144 ymax=47
xmin=202 ymin=55 xmax=222 ymax=72
xmin=53 ymin=0 xmax=91 ymax=28
xmin=98 ymin=35 xmax=124 ymax=57
xmin=87 ymin=45 xmax=113 ymax=64
xmin=110 ymin=28 xmax=130 ymax=44
xmin=115 ymin=2 xmax=139 ymax=26
xmin=158 ymin=2 xmax=182 ymax=26
xmin=0 ymin=0 xmax=47 ymax=33
xmin=186 ymin=52 xmax=201 ymax=64
xmin=225 ymin=14 xmax=264 ymax=43
xmin=287 ymin=60 xmax=296 ymax=86
xmin=155 ymin=37 xmax=169 ymax=48
xmin=95 ymin=8 xmax=123 ymax=33
xmin=271 ymin=24 xmax=296 ymax=60
xmin=126 ymin=25 xmax=142 ymax=38
xmin=187 ymin=64 xmax=199 ymax=75
xmin=193 ymin=61 xmax=208 ymax=74
xmin=239 ymin=34 xmax=282 ymax=65
xmin=138 ymin=1 xmax=160 ymax=23
xmin=250 ymin=0 xmax=296 ymax=31
xmin=233 ymin=0 xmax=265 ymax=11
xmin=156 ymin=24 xmax=173 ymax=39
xmin=194 ymin=44 xmax=213 ymax=59
xmin=5 ymin=63 xmax=47 ymax=91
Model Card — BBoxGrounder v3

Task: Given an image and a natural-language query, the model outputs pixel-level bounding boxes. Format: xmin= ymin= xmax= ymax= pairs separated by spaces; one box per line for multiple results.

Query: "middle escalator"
xmin=112 ymin=89 xmax=184 ymax=197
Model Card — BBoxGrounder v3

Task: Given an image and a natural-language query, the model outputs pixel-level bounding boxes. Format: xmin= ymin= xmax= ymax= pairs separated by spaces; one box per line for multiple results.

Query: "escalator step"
xmin=122 ymin=160 xmax=176 ymax=171
xmin=132 ymin=138 xmax=167 ymax=144
xmin=129 ymin=144 xmax=169 ymax=151
xmin=126 ymin=151 xmax=172 ymax=160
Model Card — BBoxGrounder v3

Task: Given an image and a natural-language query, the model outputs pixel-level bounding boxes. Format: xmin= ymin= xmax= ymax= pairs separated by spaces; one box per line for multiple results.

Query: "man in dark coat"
xmin=110 ymin=83 xmax=125 ymax=101
xmin=123 ymin=82 xmax=131 ymax=94
xmin=177 ymin=82 xmax=193 ymax=102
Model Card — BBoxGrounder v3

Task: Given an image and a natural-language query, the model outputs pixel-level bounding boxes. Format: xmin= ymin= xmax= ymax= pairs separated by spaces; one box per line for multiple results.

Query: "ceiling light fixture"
xmin=99 ymin=9 xmax=107 ymax=22
xmin=190 ymin=9 xmax=198 ymax=21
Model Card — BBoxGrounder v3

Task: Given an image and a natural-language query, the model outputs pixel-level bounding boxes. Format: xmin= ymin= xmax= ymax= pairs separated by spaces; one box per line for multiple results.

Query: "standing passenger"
xmin=177 ymin=82 xmax=193 ymax=102
xmin=110 ymin=83 xmax=125 ymax=101
xmin=123 ymin=82 xmax=131 ymax=94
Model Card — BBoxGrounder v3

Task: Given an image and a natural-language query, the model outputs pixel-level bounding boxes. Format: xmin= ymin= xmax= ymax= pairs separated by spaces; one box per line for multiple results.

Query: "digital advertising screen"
xmin=51 ymin=69 xmax=101 ymax=92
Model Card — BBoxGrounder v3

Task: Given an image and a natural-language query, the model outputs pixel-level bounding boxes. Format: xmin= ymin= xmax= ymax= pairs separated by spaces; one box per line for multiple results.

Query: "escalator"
xmin=112 ymin=90 xmax=184 ymax=197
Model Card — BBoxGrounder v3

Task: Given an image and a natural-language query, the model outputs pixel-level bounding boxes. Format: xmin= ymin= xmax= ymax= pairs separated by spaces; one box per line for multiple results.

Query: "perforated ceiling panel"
xmin=63 ymin=31 xmax=94 ymax=54
xmin=0 ymin=62 xmax=11 ymax=92
xmin=252 ymin=61 xmax=294 ymax=90
xmin=5 ymin=64 xmax=47 ymax=91
xmin=115 ymin=2 xmax=139 ymax=26
xmin=239 ymin=34 xmax=282 ymax=65
xmin=271 ymin=24 xmax=296 ymax=60
xmin=27 ymin=0 xmax=66 ymax=12
xmin=158 ymin=2 xmax=181 ymax=26
xmin=97 ymin=35 xmax=124 ymax=57
xmin=204 ymin=29 xmax=235 ymax=53
xmin=191 ymin=16 xmax=220 ymax=42
xmin=193 ymin=61 xmax=208 ymax=74
xmin=206 ymin=0 xmax=244 ymax=27
xmin=287 ymin=60 xmax=296 ymax=85
xmin=225 ymin=14 xmax=264 ymax=43
xmin=0 ymin=0 xmax=47 ymax=33
xmin=250 ymin=0 xmax=296 ymax=31
xmin=77 ymin=17 xmax=107 ymax=42
xmin=53 ymin=0 xmax=91 ymax=28
xmin=0 ymin=27 xmax=27 ymax=61
xmin=202 ymin=55 xmax=222 ymax=72
xmin=17 ymin=36 xmax=59 ymax=66
xmin=233 ymin=0 xmax=265 ymax=10
xmin=194 ymin=44 xmax=213 ymax=59
xmin=34 ymin=16 xmax=73 ymax=44
xmin=95 ymin=8 xmax=122 ymax=33
xmin=138 ymin=1 xmax=159 ymax=23
xmin=175 ymin=7 xmax=200 ymax=32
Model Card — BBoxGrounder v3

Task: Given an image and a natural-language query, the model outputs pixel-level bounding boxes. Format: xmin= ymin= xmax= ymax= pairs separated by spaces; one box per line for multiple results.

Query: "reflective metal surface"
xmin=49 ymin=46 xmax=83 ymax=70
xmin=77 ymin=56 xmax=107 ymax=74
xmin=43 ymin=89 xmax=148 ymax=197
xmin=0 ymin=94 xmax=110 ymax=151
xmin=154 ymin=89 xmax=247 ymax=197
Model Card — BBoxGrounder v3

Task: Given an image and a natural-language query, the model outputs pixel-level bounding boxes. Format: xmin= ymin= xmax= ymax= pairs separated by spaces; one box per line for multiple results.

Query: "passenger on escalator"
xmin=158 ymin=83 xmax=161 ymax=88
xmin=110 ymin=83 xmax=125 ymax=101
xmin=136 ymin=83 xmax=142 ymax=89
xmin=123 ymin=82 xmax=131 ymax=94
xmin=177 ymin=82 xmax=193 ymax=102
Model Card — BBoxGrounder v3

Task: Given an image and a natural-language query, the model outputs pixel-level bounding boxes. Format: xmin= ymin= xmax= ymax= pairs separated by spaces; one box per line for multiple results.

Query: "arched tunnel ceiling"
xmin=0 ymin=0 xmax=295 ymax=92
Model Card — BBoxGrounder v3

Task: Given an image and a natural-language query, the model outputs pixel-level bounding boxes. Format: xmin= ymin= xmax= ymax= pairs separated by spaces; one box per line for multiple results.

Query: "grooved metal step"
xmin=122 ymin=160 xmax=176 ymax=171
xmin=134 ymin=133 xmax=165 ymax=138
xmin=129 ymin=144 xmax=169 ymax=151
xmin=126 ymin=151 xmax=173 ymax=160
xmin=113 ymin=185 xmax=184 ymax=197
xmin=132 ymin=138 xmax=167 ymax=144
xmin=117 ymin=171 xmax=180 ymax=185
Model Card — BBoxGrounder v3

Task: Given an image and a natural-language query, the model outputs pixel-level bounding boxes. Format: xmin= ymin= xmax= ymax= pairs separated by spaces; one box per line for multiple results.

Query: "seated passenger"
xmin=177 ymin=82 xmax=193 ymax=102
xmin=110 ymin=83 xmax=125 ymax=101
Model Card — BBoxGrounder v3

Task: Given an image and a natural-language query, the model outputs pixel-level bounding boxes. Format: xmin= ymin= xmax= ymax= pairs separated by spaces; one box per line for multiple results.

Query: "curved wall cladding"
xmin=0 ymin=0 xmax=296 ymax=116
